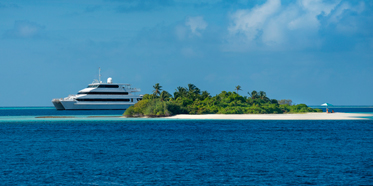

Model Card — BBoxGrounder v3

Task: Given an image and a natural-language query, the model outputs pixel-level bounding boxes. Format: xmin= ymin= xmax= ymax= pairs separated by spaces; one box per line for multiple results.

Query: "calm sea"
xmin=309 ymin=105 xmax=373 ymax=113
xmin=0 ymin=107 xmax=373 ymax=185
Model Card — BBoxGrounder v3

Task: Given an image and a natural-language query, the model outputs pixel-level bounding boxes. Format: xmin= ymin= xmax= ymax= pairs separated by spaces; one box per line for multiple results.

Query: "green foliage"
xmin=248 ymin=90 xmax=259 ymax=99
xmin=142 ymin=94 xmax=152 ymax=100
xmin=278 ymin=99 xmax=292 ymax=106
xmin=124 ymin=85 xmax=319 ymax=117
xmin=124 ymin=98 xmax=187 ymax=117
xmin=123 ymin=99 xmax=150 ymax=117
xmin=160 ymin=90 xmax=172 ymax=101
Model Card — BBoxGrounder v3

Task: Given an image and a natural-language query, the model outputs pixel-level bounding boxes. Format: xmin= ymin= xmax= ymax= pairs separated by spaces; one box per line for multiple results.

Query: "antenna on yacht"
xmin=99 ymin=67 xmax=102 ymax=83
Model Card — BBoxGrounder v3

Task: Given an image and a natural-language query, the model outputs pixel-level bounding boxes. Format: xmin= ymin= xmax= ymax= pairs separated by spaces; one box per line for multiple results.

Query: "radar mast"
xmin=99 ymin=67 xmax=102 ymax=83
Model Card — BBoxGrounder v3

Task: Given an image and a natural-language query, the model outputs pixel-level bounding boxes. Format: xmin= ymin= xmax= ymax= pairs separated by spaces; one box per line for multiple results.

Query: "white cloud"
xmin=289 ymin=0 xmax=339 ymax=30
xmin=328 ymin=1 xmax=365 ymax=33
xmin=185 ymin=16 xmax=207 ymax=36
xmin=227 ymin=0 xmax=365 ymax=49
xmin=299 ymin=0 xmax=338 ymax=15
xmin=328 ymin=2 xmax=351 ymax=23
xmin=229 ymin=0 xmax=281 ymax=41
xmin=4 ymin=20 xmax=45 ymax=39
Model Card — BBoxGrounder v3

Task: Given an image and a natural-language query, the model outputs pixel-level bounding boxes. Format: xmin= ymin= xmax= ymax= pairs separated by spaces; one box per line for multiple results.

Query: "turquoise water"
xmin=1 ymin=114 xmax=373 ymax=122
xmin=309 ymin=105 xmax=373 ymax=113
xmin=0 ymin=107 xmax=125 ymax=116
xmin=1 ymin=107 xmax=373 ymax=122
xmin=0 ymin=115 xmax=180 ymax=122
xmin=0 ymin=107 xmax=55 ymax=110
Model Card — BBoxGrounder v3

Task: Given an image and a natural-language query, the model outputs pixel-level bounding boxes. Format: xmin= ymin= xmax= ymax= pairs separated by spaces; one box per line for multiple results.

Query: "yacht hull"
xmin=59 ymin=101 xmax=133 ymax=110
xmin=52 ymin=99 xmax=65 ymax=110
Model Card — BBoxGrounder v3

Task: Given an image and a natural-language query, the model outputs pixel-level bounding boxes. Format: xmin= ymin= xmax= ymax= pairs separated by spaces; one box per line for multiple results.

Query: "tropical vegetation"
xmin=124 ymin=84 xmax=322 ymax=117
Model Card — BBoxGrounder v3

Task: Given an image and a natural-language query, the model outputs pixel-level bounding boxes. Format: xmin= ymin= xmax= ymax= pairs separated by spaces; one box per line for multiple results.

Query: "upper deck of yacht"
xmin=79 ymin=77 xmax=141 ymax=94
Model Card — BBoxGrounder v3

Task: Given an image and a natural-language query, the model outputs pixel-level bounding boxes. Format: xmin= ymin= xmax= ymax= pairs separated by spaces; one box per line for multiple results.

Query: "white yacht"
xmin=52 ymin=75 xmax=142 ymax=110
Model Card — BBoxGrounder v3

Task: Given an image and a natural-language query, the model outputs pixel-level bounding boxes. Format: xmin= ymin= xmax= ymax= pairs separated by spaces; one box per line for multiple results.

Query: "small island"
xmin=124 ymin=84 xmax=322 ymax=117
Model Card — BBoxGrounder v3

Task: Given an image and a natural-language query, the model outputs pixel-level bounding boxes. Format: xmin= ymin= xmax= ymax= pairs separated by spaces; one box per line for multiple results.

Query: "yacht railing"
xmin=127 ymin=88 xmax=141 ymax=92
xmin=53 ymin=96 xmax=76 ymax=101
xmin=58 ymin=95 xmax=77 ymax=101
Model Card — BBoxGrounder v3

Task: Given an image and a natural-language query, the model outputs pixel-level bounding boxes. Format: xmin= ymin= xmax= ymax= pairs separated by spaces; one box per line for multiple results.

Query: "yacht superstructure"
xmin=52 ymin=75 xmax=142 ymax=110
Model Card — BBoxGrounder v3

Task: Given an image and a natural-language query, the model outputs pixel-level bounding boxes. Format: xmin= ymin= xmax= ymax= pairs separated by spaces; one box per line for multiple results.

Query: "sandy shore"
xmin=166 ymin=113 xmax=372 ymax=120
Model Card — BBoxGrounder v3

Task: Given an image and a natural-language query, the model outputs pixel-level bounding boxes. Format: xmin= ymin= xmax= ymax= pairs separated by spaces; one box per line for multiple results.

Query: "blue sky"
xmin=0 ymin=0 xmax=372 ymax=106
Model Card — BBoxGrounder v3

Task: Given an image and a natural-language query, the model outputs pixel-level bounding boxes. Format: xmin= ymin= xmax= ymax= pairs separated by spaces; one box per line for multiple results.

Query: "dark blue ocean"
xmin=1 ymin=107 xmax=373 ymax=185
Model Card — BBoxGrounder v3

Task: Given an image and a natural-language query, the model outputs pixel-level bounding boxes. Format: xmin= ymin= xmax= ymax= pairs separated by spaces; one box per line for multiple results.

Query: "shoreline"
xmin=0 ymin=112 xmax=372 ymax=122
xmin=164 ymin=112 xmax=373 ymax=120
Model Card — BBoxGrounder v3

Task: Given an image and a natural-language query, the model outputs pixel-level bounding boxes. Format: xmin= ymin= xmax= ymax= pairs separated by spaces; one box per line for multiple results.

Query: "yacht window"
xmin=87 ymin=85 xmax=99 ymax=88
xmin=77 ymin=98 xmax=130 ymax=102
xmin=98 ymin=85 xmax=119 ymax=88
xmin=78 ymin=92 xmax=129 ymax=95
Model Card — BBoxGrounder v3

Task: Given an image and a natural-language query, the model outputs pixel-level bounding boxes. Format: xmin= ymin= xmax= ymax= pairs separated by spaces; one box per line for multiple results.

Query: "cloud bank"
xmin=227 ymin=0 xmax=366 ymax=50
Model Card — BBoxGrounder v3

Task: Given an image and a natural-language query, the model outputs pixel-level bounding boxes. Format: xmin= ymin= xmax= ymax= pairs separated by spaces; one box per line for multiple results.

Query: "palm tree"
xmin=187 ymin=84 xmax=197 ymax=94
xmin=194 ymin=87 xmax=201 ymax=95
xmin=248 ymin=90 xmax=258 ymax=99
xmin=174 ymin=86 xmax=187 ymax=99
xmin=235 ymin=85 xmax=242 ymax=93
xmin=176 ymin=86 xmax=185 ymax=93
xmin=152 ymin=83 xmax=162 ymax=97
xmin=187 ymin=84 xmax=200 ymax=99
xmin=259 ymin=91 xmax=269 ymax=101
xmin=160 ymin=90 xmax=172 ymax=101
xmin=271 ymin=99 xmax=279 ymax=104
xmin=201 ymin=91 xmax=211 ymax=99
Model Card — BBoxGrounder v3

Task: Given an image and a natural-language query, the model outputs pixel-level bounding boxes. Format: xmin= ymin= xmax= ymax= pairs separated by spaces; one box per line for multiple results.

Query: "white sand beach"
xmin=166 ymin=113 xmax=373 ymax=120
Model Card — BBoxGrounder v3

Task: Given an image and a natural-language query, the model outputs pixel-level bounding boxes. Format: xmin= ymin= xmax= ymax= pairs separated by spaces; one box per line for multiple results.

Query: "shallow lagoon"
xmin=1 ymin=107 xmax=373 ymax=122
